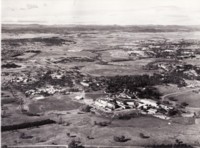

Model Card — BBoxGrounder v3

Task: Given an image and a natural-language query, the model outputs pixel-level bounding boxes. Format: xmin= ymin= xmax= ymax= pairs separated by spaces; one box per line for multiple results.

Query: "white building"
xmin=116 ymin=100 xmax=126 ymax=109
xmin=94 ymin=99 xmax=116 ymax=110
xmin=80 ymin=82 xmax=89 ymax=87
xmin=75 ymin=91 xmax=85 ymax=100
xmin=153 ymin=114 xmax=170 ymax=120
xmin=138 ymin=99 xmax=158 ymax=108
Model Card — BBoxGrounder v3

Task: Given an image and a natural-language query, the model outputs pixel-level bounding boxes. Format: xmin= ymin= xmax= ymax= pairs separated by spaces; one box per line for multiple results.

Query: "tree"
xmin=181 ymin=102 xmax=189 ymax=107
xmin=139 ymin=133 xmax=150 ymax=139
xmin=68 ymin=140 xmax=84 ymax=148
xmin=168 ymin=108 xmax=179 ymax=116
xmin=113 ymin=135 xmax=130 ymax=142
xmin=79 ymin=105 xmax=91 ymax=112
xmin=168 ymin=97 xmax=177 ymax=101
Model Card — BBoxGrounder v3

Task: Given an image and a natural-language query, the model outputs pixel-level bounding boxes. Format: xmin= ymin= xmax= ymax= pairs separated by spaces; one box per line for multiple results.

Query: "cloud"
xmin=154 ymin=5 xmax=182 ymax=11
xmin=2 ymin=0 xmax=200 ymax=25
xmin=18 ymin=4 xmax=38 ymax=11
xmin=8 ymin=8 xmax=16 ymax=11
xmin=26 ymin=4 xmax=38 ymax=9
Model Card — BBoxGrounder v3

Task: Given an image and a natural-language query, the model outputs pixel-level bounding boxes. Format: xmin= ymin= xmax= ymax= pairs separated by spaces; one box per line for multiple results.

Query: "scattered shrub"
xmin=68 ymin=140 xmax=84 ymax=148
xmin=168 ymin=108 xmax=179 ymax=116
xmin=181 ymin=102 xmax=189 ymax=107
xmin=139 ymin=133 xmax=150 ymax=139
xmin=94 ymin=121 xmax=111 ymax=126
xmin=113 ymin=135 xmax=130 ymax=142
xmin=79 ymin=105 xmax=92 ymax=112
xmin=168 ymin=97 xmax=177 ymax=101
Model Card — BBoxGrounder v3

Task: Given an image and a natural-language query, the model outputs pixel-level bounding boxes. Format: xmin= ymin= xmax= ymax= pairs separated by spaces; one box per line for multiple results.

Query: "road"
xmin=161 ymin=87 xmax=200 ymax=102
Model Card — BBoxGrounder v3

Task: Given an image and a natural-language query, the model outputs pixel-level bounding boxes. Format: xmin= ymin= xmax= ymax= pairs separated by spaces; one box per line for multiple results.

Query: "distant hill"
xmin=2 ymin=24 xmax=200 ymax=33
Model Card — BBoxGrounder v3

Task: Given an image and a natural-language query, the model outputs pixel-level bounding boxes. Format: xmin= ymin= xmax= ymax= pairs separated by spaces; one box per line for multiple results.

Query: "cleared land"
xmin=1 ymin=25 xmax=200 ymax=147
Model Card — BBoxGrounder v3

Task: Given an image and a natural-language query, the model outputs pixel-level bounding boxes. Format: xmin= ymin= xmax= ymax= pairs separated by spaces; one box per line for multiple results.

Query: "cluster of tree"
xmin=2 ymin=63 xmax=21 ymax=69
xmin=54 ymin=57 xmax=94 ymax=64
xmin=26 ymin=50 xmax=41 ymax=53
xmin=146 ymin=40 xmax=194 ymax=59
xmin=2 ymin=119 xmax=56 ymax=132
xmin=105 ymin=74 xmax=186 ymax=99
xmin=94 ymin=121 xmax=111 ymax=127
xmin=16 ymin=70 xmax=75 ymax=94
xmin=3 ymin=37 xmax=70 ymax=47
xmin=68 ymin=140 xmax=84 ymax=148
xmin=79 ymin=105 xmax=92 ymax=112
xmin=146 ymin=139 xmax=193 ymax=148
xmin=137 ymin=86 xmax=161 ymax=100
xmin=167 ymin=108 xmax=180 ymax=117
xmin=146 ymin=144 xmax=193 ymax=148
xmin=84 ymin=76 xmax=107 ymax=92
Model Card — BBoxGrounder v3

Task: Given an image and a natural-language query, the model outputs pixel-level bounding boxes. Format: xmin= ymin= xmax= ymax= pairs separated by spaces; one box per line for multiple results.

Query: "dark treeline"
xmin=2 ymin=119 xmax=56 ymax=132
xmin=145 ymin=144 xmax=193 ymax=148
xmin=3 ymin=25 xmax=200 ymax=34
xmin=106 ymin=74 xmax=186 ymax=99
xmin=2 ymin=37 xmax=74 ymax=46
xmin=2 ymin=63 xmax=21 ymax=69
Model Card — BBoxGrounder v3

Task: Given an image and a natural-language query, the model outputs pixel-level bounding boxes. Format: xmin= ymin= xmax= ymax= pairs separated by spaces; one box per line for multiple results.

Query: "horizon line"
xmin=2 ymin=23 xmax=200 ymax=27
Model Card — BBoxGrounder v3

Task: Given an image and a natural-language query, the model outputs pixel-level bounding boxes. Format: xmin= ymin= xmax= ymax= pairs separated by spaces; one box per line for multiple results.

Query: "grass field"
xmin=1 ymin=25 xmax=200 ymax=147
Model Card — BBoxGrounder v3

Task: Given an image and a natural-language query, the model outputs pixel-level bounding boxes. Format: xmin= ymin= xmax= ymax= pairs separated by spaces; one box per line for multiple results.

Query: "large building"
xmin=94 ymin=98 xmax=117 ymax=111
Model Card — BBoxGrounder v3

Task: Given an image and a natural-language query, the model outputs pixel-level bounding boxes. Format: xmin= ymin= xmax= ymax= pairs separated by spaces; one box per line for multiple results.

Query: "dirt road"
xmin=161 ymin=87 xmax=200 ymax=101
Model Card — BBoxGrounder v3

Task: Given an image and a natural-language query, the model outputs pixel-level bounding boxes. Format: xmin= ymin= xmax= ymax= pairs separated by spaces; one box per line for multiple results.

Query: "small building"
xmin=51 ymin=73 xmax=63 ymax=79
xmin=33 ymin=95 xmax=45 ymax=100
xmin=138 ymin=99 xmax=158 ymax=108
xmin=147 ymin=108 xmax=157 ymax=114
xmin=80 ymin=82 xmax=89 ymax=87
xmin=94 ymin=98 xmax=116 ymax=110
xmin=126 ymin=101 xmax=135 ymax=107
xmin=159 ymin=104 xmax=172 ymax=110
xmin=153 ymin=114 xmax=170 ymax=120
xmin=75 ymin=91 xmax=85 ymax=100
xmin=182 ymin=112 xmax=196 ymax=118
xmin=75 ymin=95 xmax=84 ymax=100
xmin=116 ymin=100 xmax=126 ymax=109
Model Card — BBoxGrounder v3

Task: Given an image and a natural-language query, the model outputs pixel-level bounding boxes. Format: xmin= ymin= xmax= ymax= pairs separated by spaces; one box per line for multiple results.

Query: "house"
xmin=138 ymin=99 xmax=158 ymax=108
xmin=116 ymin=100 xmax=126 ymax=109
xmin=39 ymin=86 xmax=56 ymax=95
xmin=25 ymin=89 xmax=36 ymax=96
xmin=75 ymin=91 xmax=85 ymax=100
xmin=94 ymin=98 xmax=116 ymax=110
xmin=147 ymin=108 xmax=157 ymax=114
xmin=126 ymin=101 xmax=135 ymax=107
xmin=75 ymin=95 xmax=84 ymax=100
xmin=159 ymin=104 xmax=172 ymax=110
xmin=33 ymin=95 xmax=45 ymax=100
xmin=117 ymin=92 xmax=131 ymax=99
xmin=153 ymin=114 xmax=170 ymax=120
xmin=51 ymin=72 xmax=63 ymax=79
xmin=80 ymin=82 xmax=89 ymax=87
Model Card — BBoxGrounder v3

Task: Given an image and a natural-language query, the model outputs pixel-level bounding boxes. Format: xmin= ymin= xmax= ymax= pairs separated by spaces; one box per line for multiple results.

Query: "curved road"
xmin=161 ymin=87 xmax=200 ymax=101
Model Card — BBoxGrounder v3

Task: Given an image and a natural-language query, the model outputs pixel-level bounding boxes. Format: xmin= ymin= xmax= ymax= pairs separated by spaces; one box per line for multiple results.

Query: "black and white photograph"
xmin=1 ymin=0 xmax=200 ymax=147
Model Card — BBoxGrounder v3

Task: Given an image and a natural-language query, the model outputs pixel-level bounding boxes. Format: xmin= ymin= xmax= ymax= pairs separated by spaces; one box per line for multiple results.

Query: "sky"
xmin=2 ymin=0 xmax=200 ymax=25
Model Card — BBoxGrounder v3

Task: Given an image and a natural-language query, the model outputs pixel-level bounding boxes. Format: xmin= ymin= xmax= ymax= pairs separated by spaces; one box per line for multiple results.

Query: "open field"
xmin=2 ymin=111 xmax=200 ymax=147
xmin=1 ymin=25 xmax=200 ymax=147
